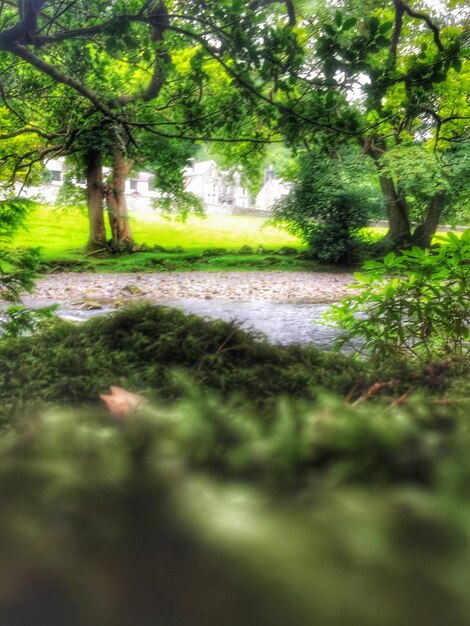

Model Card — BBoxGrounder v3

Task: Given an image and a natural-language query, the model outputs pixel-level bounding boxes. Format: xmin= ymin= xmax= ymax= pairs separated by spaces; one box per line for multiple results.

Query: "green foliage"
xmin=0 ymin=199 xmax=53 ymax=336
xmin=54 ymin=161 xmax=88 ymax=211
xmin=0 ymin=247 xmax=39 ymax=302
xmin=0 ymin=387 xmax=470 ymax=624
xmin=39 ymin=248 xmax=313 ymax=273
xmin=327 ymin=231 xmax=470 ymax=361
xmin=136 ymin=133 xmax=206 ymax=220
xmin=0 ymin=304 xmax=57 ymax=338
xmin=379 ymin=144 xmax=470 ymax=227
xmin=0 ymin=305 xmax=358 ymax=421
xmin=271 ymin=152 xmax=381 ymax=263
xmin=0 ymin=199 xmax=31 ymax=241
xmin=150 ymin=385 xmax=470 ymax=489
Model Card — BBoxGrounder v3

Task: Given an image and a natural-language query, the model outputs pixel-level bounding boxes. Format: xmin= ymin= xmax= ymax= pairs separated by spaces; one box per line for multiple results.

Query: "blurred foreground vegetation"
xmin=0 ymin=305 xmax=469 ymax=625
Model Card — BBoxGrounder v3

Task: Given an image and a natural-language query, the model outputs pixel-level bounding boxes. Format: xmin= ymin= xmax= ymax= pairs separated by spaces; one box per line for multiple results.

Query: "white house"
xmin=21 ymin=157 xmax=290 ymax=213
xmin=45 ymin=158 xmax=64 ymax=185
xmin=124 ymin=171 xmax=157 ymax=198
xmin=38 ymin=158 xmax=160 ymax=211
xmin=182 ymin=159 xmax=287 ymax=212
xmin=255 ymin=166 xmax=291 ymax=211
xmin=183 ymin=159 xmax=248 ymax=212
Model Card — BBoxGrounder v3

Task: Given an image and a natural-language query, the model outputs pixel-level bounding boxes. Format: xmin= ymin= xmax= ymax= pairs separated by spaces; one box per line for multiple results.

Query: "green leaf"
xmin=379 ymin=20 xmax=394 ymax=33
xmin=343 ymin=17 xmax=357 ymax=30
xmin=383 ymin=252 xmax=397 ymax=266
xmin=375 ymin=35 xmax=390 ymax=47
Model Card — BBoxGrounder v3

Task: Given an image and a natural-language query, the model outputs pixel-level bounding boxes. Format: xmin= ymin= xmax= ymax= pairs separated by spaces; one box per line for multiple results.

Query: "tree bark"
xmin=85 ymin=148 xmax=107 ymax=250
xmin=377 ymin=173 xmax=412 ymax=241
xmin=106 ymin=148 xmax=135 ymax=251
xmin=412 ymin=190 xmax=446 ymax=248
xmin=362 ymin=137 xmax=412 ymax=243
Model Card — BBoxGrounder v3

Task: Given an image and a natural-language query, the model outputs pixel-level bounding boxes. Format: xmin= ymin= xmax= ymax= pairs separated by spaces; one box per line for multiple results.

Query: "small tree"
xmin=271 ymin=153 xmax=381 ymax=264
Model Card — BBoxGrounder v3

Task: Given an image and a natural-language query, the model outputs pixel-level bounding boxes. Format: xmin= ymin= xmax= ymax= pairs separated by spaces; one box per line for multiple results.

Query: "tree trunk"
xmin=85 ymin=148 xmax=107 ymax=250
xmin=412 ymin=190 xmax=446 ymax=248
xmin=377 ymin=173 xmax=412 ymax=241
xmin=106 ymin=147 xmax=135 ymax=251
xmin=362 ymin=138 xmax=412 ymax=243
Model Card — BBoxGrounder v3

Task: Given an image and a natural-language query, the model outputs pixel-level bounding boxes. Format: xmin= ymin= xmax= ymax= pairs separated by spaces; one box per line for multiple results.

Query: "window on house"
xmin=50 ymin=170 xmax=62 ymax=182
xmin=129 ymin=179 xmax=138 ymax=190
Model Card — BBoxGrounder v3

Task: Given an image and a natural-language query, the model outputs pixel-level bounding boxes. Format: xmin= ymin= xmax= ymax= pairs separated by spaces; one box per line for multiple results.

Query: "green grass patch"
xmin=11 ymin=207 xmax=465 ymax=273
xmin=362 ymin=225 xmax=465 ymax=242
xmin=11 ymin=205 xmax=307 ymax=271
xmin=58 ymin=250 xmax=315 ymax=273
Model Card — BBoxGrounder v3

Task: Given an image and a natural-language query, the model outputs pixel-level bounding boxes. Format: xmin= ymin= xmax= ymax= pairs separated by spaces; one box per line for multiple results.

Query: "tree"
xmin=197 ymin=0 xmax=468 ymax=247
xmin=0 ymin=1 xmax=295 ymax=250
xmin=1 ymin=1 xmax=468 ymax=252
xmin=270 ymin=0 xmax=469 ymax=246
xmin=271 ymin=148 xmax=382 ymax=263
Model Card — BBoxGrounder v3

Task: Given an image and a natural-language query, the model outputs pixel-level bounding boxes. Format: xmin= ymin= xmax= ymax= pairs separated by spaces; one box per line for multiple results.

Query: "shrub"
xmin=0 ymin=199 xmax=55 ymax=336
xmin=327 ymin=231 xmax=470 ymax=362
xmin=0 ymin=305 xmax=359 ymax=422
xmin=270 ymin=153 xmax=381 ymax=264
xmin=0 ymin=392 xmax=470 ymax=625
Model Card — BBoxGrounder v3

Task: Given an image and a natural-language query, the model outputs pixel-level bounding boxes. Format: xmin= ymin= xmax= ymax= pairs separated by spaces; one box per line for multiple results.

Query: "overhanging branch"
xmin=0 ymin=0 xmax=47 ymax=48
xmin=11 ymin=43 xmax=122 ymax=120
xmin=391 ymin=0 xmax=444 ymax=66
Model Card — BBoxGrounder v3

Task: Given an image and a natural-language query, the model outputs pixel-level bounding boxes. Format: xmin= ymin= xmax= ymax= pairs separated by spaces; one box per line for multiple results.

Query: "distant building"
xmin=46 ymin=159 xmax=64 ymax=185
xmin=182 ymin=159 xmax=249 ymax=212
xmin=36 ymin=159 xmax=160 ymax=210
xmin=182 ymin=159 xmax=290 ymax=212
xmin=21 ymin=157 xmax=290 ymax=214
xmin=254 ymin=166 xmax=290 ymax=211
xmin=125 ymin=171 xmax=156 ymax=197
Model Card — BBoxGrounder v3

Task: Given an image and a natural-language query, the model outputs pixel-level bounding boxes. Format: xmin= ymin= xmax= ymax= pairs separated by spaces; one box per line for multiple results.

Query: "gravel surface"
xmin=16 ymin=271 xmax=358 ymax=346
xmin=25 ymin=271 xmax=356 ymax=307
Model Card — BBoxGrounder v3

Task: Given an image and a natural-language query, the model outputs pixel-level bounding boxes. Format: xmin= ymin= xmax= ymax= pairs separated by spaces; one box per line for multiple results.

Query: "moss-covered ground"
xmin=4 ymin=207 xmax=470 ymax=625
xmin=0 ymin=305 xmax=469 ymax=626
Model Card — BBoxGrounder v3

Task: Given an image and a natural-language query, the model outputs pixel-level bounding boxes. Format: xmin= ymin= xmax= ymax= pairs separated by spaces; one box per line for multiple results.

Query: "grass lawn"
xmin=10 ymin=205 xmax=315 ymax=272
xmin=13 ymin=205 xmax=463 ymax=273
xmin=13 ymin=206 xmax=301 ymax=257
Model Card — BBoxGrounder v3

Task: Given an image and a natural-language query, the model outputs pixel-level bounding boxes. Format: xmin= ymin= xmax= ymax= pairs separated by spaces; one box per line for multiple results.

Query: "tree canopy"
xmin=0 ymin=1 xmax=468 ymax=250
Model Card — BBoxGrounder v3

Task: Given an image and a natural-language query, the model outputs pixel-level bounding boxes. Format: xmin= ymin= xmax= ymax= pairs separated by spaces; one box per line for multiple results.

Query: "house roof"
xmin=183 ymin=160 xmax=216 ymax=177
xmin=137 ymin=171 xmax=155 ymax=182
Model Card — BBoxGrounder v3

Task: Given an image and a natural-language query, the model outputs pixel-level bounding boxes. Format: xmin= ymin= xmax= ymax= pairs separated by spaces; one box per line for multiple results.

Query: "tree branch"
xmin=0 ymin=0 xmax=47 ymax=49
xmin=0 ymin=125 xmax=61 ymax=140
xmin=119 ymin=2 xmax=172 ymax=105
xmin=391 ymin=0 xmax=444 ymax=63
xmin=11 ymin=43 xmax=122 ymax=120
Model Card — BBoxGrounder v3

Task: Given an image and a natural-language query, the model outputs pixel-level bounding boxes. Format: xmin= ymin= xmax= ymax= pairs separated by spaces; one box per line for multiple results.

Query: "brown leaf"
xmin=100 ymin=386 xmax=145 ymax=419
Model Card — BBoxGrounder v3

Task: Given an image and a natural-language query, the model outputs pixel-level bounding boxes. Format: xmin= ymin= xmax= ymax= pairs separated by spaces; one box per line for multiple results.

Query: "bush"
xmin=0 ymin=199 xmax=54 ymax=336
xmin=327 ymin=231 xmax=470 ymax=362
xmin=0 ymin=305 xmax=359 ymax=422
xmin=0 ymin=391 xmax=470 ymax=625
xmin=270 ymin=153 xmax=381 ymax=264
